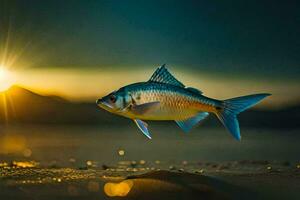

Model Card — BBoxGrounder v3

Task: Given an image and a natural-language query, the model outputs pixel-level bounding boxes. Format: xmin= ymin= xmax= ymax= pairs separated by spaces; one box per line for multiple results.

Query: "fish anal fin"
xmin=134 ymin=119 xmax=151 ymax=139
xmin=175 ymin=112 xmax=209 ymax=133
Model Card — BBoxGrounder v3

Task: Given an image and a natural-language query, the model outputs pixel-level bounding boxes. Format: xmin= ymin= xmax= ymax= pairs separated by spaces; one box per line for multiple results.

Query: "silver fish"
xmin=97 ymin=65 xmax=270 ymax=140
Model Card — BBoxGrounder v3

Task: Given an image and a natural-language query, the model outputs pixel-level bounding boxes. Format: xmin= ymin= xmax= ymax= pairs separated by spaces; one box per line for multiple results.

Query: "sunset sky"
xmin=0 ymin=0 xmax=299 ymax=108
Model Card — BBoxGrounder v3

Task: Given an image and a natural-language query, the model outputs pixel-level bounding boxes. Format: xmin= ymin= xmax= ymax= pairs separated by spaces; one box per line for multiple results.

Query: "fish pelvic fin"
xmin=134 ymin=119 xmax=152 ymax=139
xmin=175 ymin=112 xmax=209 ymax=133
xmin=216 ymin=93 xmax=271 ymax=141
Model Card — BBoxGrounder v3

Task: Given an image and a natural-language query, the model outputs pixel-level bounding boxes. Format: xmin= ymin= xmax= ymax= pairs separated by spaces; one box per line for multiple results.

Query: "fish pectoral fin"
xmin=175 ymin=112 xmax=209 ymax=133
xmin=134 ymin=119 xmax=152 ymax=139
xmin=131 ymin=101 xmax=160 ymax=115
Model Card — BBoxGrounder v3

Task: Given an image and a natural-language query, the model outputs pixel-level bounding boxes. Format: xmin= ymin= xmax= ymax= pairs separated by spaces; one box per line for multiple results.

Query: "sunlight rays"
xmin=0 ymin=19 xmax=25 ymax=123
xmin=0 ymin=22 xmax=18 ymax=91
xmin=0 ymin=66 xmax=15 ymax=91
xmin=0 ymin=88 xmax=18 ymax=124
xmin=0 ymin=17 xmax=31 ymax=91
xmin=1 ymin=93 xmax=9 ymax=124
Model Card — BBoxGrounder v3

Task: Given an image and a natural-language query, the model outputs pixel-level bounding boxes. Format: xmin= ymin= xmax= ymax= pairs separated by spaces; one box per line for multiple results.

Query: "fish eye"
xmin=109 ymin=95 xmax=116 ymax=103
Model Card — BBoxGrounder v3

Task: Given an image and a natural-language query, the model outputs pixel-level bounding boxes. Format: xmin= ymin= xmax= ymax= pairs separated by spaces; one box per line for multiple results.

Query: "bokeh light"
xmin=118 ymin=149 xmax=125 ymax=156
xmin=23 ymin=148 xmax=32 ymax=157
xmin=104 ymin=180 xmax=133 ymax=197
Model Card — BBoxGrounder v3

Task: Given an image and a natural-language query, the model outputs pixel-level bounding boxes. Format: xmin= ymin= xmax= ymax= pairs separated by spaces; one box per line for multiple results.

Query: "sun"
xmin=0 ymin=66 xmax=15 ymax=92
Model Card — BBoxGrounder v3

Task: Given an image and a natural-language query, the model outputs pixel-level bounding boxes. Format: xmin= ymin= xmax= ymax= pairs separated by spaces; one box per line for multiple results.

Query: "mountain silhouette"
xmin=0 ymin=85 xmax=121 ymax=124
xmin=0 ymin=85 xmax=298 ymax=129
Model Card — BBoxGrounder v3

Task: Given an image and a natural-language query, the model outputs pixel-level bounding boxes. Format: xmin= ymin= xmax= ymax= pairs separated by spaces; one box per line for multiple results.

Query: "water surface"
xmin=1 ymin=124 xmax=299 ymax=166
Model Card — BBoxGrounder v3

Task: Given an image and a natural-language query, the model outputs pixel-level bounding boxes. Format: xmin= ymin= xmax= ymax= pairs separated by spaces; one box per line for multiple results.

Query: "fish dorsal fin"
xmin=148 ymin=64 xmax=185 ymax=87
xmin=186 ymin=87 xmax=203 ymax=95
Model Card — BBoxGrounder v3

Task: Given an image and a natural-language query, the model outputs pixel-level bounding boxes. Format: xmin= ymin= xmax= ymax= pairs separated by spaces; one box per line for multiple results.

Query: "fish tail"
xmin=216 ymin=93 xmax=271 ymax=140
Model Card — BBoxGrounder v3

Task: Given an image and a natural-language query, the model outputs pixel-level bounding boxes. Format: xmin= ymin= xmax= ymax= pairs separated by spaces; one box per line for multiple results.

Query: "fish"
xmin=96 ymin=64 xmax=270 ymax=140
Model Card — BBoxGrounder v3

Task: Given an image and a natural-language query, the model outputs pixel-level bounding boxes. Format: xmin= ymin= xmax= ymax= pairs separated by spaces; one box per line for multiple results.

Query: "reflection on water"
xmin=87 ymin=181 xmax=100 ymax=192
xmin=104 ymin=180 xmax=133 ymax=197
xmin=0 ymin=124 xmax=299 ymax=167
xmin=12 ymin=161 xmax=39 ymax=168
xmin=0 ymin=134 xmax=26 ymax=154
xmin=0 ymin=160 xmax=39 ymax=168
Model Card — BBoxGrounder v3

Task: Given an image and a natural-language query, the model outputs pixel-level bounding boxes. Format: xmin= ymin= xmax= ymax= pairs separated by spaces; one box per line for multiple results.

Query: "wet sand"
xmin=1 ymin=160 xmax=300 ymax=200
xmin=1 ymin=125 xmax=299 ymax=199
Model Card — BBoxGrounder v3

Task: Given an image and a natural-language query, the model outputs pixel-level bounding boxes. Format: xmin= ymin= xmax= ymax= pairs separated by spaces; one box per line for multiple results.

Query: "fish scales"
xmin=127 ymin=82 xmax=218 ymax=120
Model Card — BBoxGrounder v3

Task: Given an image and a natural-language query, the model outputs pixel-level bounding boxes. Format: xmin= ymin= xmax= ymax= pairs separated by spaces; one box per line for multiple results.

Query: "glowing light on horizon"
xmin=0 ymin=66 xmax=15 ymax=92
xmin=0 ymin=66 xmax=17 ymax=124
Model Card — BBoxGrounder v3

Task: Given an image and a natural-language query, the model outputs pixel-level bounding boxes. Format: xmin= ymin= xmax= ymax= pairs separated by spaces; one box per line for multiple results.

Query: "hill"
xmin=0 ymin=85 xmax=119 ymax=124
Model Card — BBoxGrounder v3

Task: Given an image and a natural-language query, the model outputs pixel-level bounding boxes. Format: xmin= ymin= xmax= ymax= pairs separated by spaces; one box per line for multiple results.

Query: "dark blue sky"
xmin=0 ymin=0 xmax=299 ymax=79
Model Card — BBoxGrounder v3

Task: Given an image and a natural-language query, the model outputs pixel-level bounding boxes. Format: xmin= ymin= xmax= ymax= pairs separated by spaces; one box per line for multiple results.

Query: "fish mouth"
xmin=96 ymin=99 xmax=113 ymax=109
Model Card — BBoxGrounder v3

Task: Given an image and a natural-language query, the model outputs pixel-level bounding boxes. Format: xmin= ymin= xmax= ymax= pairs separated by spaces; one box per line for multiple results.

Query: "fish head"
xmin=96 ymin=89 xmax=131 ymax=113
